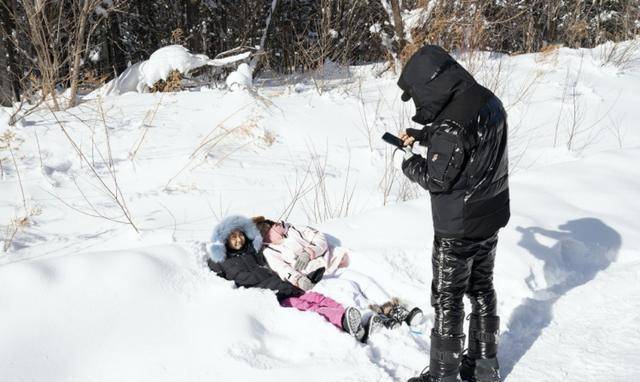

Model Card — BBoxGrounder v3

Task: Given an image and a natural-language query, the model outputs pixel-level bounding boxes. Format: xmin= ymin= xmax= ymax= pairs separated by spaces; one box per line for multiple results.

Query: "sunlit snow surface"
xmin=1 ymin=42 xmax=639 ymax=381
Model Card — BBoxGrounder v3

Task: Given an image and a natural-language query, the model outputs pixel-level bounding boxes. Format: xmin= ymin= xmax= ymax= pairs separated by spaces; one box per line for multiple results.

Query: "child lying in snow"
xmin=252 ymin=217 xmax=423 ymax=328
xmin=252 ymin=216 xmax=349 ymax=291
xmin=207 ymin=215 xmax=378 ymax=342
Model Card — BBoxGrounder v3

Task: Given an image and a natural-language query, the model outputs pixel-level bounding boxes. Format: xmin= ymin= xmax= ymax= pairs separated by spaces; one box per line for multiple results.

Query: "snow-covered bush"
xmin=96 ymin=45 xmax=213 ymax=95
xmin=95 ymin=45 xmax=253 ymax=96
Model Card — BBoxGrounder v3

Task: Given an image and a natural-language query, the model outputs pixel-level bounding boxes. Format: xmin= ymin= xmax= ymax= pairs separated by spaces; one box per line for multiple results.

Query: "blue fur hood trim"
xmin=209 ymin=215 xmax=263 ymax=263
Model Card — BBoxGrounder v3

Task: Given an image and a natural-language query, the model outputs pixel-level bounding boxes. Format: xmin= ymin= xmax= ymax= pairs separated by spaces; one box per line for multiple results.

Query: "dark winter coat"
xmin=398 ymin=45 xmax=510 ymax=239
xmin=208 ymin=215 xmax=304 ymax=300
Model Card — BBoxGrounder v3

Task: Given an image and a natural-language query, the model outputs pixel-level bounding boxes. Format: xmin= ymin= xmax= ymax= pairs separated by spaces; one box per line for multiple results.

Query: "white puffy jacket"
xmin=262 ymin=222 xmax=348 ymax=288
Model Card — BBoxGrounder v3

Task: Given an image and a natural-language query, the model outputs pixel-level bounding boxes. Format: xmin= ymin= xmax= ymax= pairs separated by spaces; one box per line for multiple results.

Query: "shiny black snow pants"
xmin=431 ymin=234 xmax=499 ymax=337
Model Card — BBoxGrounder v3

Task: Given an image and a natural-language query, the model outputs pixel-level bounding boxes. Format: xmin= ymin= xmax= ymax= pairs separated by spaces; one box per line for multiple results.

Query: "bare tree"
xmin=0 ymin=0 xmax=20 ymax=106
xmin=389 ymin=0 xmax=406 ymax=51
xmin=18 ymin=0 xmax=69 ymax=110
xmin=68 ymin=0 xmax=105 ymax=108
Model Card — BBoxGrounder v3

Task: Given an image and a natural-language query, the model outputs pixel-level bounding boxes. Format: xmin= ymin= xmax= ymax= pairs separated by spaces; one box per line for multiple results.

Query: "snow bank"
xmin=0 ymin=107 xmax=10 ymax=127
xmin=0 ymin=245 xmax=398 ymax=382
xmin=226 ymin=63 xmax=253 ymax=90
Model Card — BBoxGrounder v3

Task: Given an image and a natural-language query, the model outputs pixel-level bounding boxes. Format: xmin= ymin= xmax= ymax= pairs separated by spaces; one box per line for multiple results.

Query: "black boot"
xmin=460 ymin=315 xmax=501 ymax=382
xmin=408 ymin=332 xmax=464 ymax=382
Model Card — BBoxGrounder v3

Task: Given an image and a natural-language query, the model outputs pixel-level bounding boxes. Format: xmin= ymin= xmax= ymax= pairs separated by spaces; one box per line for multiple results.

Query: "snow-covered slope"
xmin=1 ymin=42 xmax=639 ymax=381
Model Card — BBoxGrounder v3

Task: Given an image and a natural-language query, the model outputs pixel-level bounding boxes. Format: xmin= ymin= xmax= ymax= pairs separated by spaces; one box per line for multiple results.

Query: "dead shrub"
xmin=151 ymin=70 xmax=184 ymax=93
xmin=407 ymin=0 xmax=640 ymax=56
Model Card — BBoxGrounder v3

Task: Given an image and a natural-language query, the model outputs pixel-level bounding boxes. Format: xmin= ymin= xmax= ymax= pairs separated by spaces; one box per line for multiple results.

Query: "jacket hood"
xmin=398 ymin=45 xmax=476 ymax=125
xmin=209 ymin=215 xmax=263 ymax=263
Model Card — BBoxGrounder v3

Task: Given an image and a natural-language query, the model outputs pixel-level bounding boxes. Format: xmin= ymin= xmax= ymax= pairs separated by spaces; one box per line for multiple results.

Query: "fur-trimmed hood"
xmin=209 ymin=215 xmax=263 ymax=263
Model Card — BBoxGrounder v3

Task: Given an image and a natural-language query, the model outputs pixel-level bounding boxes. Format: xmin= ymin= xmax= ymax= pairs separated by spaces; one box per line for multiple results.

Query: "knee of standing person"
xmin=468 ymin=290 xmax=498 ymax=317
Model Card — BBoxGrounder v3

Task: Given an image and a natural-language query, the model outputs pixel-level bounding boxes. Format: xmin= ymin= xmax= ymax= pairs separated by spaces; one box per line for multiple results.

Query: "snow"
xmin=210 ymin=51 xmax=251 ymax=66
xmin=140 ymin=45 xmax=211 ymax=88
xmin=226 ymin=63 xmax=253 ymax=89
xmin=0 ymin=107 xmax=10 ymax=126
xmin=89 ymin=48 xmax=101 ymax=63
xmin=1 ymin=42 xmax=640 ymax=381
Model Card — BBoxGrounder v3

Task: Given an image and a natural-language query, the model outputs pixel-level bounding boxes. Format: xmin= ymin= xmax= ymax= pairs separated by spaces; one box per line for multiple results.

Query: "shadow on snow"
xmin=500 ymin=218 xmax=621 ymax=379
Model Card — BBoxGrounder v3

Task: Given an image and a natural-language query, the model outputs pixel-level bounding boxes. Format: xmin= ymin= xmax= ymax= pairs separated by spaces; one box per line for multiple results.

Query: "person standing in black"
xmin=397 ymin=45 xmax=509 ymax=382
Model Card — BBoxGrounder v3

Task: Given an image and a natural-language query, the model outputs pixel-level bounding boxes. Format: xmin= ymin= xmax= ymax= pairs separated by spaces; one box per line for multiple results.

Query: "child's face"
xmin=228 ymin=230 xmax=246 ymax=250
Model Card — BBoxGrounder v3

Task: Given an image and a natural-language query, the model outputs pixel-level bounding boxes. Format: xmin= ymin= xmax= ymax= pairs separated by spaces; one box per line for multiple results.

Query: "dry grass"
xmin=0 ymin=127 xmax=39 ymax=252
xmin=129 ymin=95 xmax=164 ymax=161
xmin=301 ymin=146 xmax=357 ymax=223
xmin=262 ymin=129 xmax=277 ymax=146
xmin=279 ymin=146 xmax=357 ymax=224
xmin=2 ymin=207 xmax=42 ymax=253
xmin=151 ymin=70 xmax=184 ymax=93
xmin=47 ymin=97 xmax=139 ymax=232
xmin=0 ymin=130 xmax=27 ymax=210
xmin=599 ymin=40 xmax=640 ymax=71
xmin=164 ymin=104 xmax=255 ymax=190
xmin=80 ymin=70 xmax=110 ymax=92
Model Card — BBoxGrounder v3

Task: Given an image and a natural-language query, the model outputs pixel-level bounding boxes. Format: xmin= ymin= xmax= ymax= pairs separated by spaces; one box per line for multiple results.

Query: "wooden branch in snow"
xmin=209 ymin=51 xmax=252 ymax=67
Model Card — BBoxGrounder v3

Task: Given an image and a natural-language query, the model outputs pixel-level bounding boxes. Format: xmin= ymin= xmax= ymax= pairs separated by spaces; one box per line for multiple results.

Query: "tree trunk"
xmin=251 ymin=0 xmax=279 ymax=76
xmin=184 ymin=0 xmax=202 ymax=53
xmin=390 ymin=0 xmax=406 ymax=51
xmin=67 ymin=0 xmax=93 ymax=109
xmin=0 ymin=0 xmax=20 ymax=106
xmin=107 ymin=6 xmax=127 ymax=77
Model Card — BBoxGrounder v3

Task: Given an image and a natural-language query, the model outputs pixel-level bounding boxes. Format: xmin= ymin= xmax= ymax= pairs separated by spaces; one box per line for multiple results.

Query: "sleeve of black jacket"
xmin=207 ymin=257 xmax=304 ymax=300
xmin=402 ymin=154 xmax=432 ymax=191
xmin=402 ymin=127 xmax=465 ymax=193
xmin=230 ymin=266 xmax=304 ymax=299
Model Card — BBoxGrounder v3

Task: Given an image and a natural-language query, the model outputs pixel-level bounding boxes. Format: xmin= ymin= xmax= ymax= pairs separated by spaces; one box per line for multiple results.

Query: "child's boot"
xmin=388 ymin=304 xmax=424 ymax=328
xmin=342 ymin=306 xmax=366 ymax=342
xmin=363 ymin=314 xmax=386 ymax=342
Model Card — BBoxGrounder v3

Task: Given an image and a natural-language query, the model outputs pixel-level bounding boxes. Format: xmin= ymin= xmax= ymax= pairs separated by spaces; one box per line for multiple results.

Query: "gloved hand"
xmin=294 ymin=252 xmax=311 ymax=272
xmin=405 ymin=127 xmax=428 ymax=141
xmin=297 ymin=276 xmax=314 ymax=291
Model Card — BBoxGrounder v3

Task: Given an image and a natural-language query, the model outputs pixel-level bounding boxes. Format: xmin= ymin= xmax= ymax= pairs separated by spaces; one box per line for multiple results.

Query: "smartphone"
xmin=381 ymin=132 xmax=405 ymax=149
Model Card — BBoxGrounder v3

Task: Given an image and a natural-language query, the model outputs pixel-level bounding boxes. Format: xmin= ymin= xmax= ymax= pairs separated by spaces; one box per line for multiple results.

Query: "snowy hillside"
xmin=1 ymin=42 xmax=639 ymax=381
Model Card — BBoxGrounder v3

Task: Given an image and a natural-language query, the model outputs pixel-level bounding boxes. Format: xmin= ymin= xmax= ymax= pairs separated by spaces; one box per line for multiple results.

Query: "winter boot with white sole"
xmin=342 ymin=306 xmax=366 ymax=342
xmin=372 ymin=299 xmax=424 ymax=329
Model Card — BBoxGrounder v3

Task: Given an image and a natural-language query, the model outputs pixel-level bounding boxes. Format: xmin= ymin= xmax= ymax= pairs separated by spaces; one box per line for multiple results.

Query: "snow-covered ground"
xmin=1 ymin=42 xmax=639 ymax=381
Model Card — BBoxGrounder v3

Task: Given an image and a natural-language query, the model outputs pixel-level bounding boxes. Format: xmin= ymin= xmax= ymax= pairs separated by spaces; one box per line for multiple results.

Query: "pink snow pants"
xmin=280 ymin=291 xmax=345 ymax=329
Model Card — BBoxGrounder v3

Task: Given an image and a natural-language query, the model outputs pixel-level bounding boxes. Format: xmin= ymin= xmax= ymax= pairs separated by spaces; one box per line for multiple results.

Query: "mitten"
xmin=297 ymin=276 xmax=314 ymax=291
xmin=294 ymin=252 xmax=311 ymax=271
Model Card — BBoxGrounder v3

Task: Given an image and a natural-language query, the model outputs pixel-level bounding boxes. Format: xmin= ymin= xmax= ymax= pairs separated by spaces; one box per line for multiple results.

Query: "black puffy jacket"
xmin=398 ymin=45 xmax=510 ymax=239
xmin=207 ymin=244 xmax=304 ymax=300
